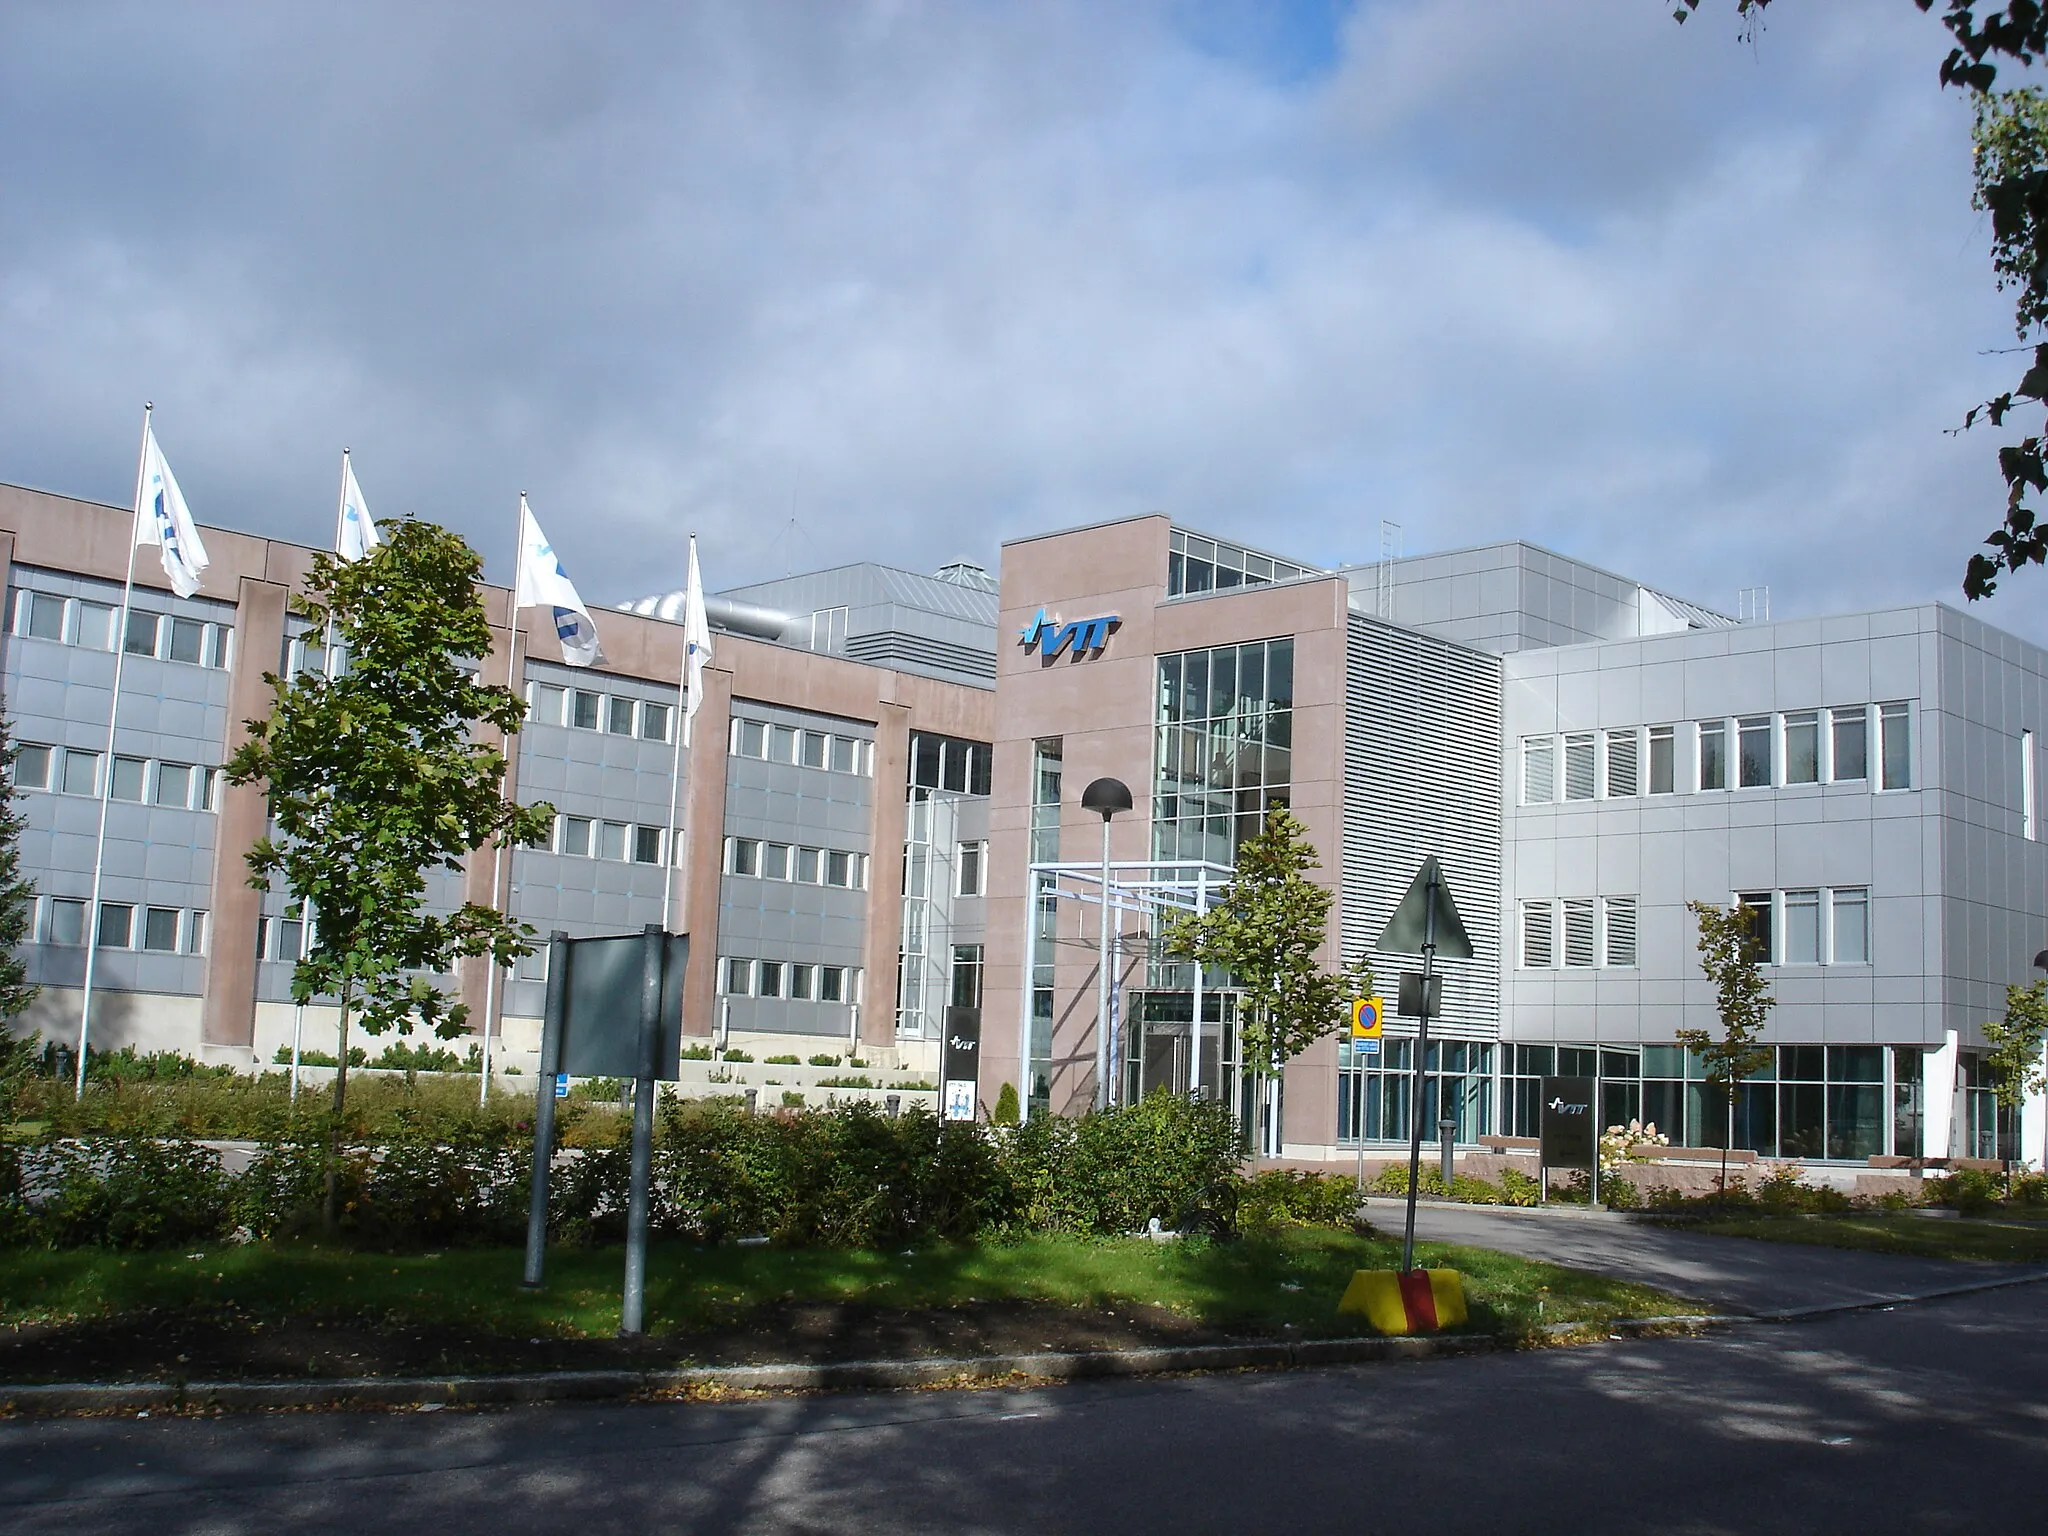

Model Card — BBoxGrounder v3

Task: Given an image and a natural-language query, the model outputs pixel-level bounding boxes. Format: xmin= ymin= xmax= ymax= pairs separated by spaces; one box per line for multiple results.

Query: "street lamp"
xmin=1082 ymin=776 xmax=1132 ymax=1111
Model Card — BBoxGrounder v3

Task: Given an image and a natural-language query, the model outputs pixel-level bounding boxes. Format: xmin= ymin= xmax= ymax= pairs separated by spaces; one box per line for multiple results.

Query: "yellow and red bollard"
xmin=1338 ymin=1268 xmax=1467 ymax=1335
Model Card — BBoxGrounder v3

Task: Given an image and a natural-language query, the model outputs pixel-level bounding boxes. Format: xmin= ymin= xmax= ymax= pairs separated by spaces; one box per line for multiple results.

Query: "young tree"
xmin=1677 ymin=898 xmax=1777 ymax=1194
xmin=1983 ymin=979 xmax=2048 ymax=1128
xmin=0 ymin=714 xmax=40 ymax=1026
xmin=226 ymin=520 xmax=552 ymax=1220
xmin=1163 ymin=808 xmax=1370 ymax=1131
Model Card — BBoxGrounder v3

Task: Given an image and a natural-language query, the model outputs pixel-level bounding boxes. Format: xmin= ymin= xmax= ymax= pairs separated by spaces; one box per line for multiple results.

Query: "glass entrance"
xmin=1123 ymin=989 xmax=1237 ymax=1102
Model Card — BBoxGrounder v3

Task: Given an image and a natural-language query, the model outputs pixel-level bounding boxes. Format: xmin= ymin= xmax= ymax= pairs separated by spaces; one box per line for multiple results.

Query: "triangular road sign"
xmin=1376 ymin=855 xmax=1474 ymax=959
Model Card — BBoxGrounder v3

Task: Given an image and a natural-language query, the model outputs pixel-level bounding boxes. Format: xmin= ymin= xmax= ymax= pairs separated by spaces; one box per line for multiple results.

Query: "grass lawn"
xmin=0 ymin=1228 xmax=1688 ymax=1382
xmin=1687 ymin=1212 xmax=2048 ymax=1264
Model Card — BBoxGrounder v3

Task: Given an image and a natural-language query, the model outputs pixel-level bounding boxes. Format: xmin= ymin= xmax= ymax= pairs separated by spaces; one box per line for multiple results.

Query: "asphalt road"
xmin=5 ymin=1280 xmax=2045 ymax=1535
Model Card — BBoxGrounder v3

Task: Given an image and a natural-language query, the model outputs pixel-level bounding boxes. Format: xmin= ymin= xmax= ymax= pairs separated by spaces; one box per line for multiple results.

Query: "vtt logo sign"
xmin=1018 ymin=608 xmax=1120 ymax=660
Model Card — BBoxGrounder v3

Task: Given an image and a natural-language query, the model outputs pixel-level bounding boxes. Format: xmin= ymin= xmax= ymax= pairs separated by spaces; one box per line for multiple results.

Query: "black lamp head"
xmin=1080 ymin=776 xmax=1133 ymax=820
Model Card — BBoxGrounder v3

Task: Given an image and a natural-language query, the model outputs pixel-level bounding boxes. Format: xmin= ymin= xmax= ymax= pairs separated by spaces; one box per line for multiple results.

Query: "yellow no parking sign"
xmin=1350 ymin=997 xmax=1384 ymax=1055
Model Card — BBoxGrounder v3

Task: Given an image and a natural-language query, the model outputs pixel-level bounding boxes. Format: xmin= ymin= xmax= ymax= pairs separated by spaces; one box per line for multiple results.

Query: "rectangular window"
xmin=1880 ymin=702 xmax=1911 ymax=790
xmin=727 ymin=837 xmax=758 ymax=875
xmin=1698 ymin=721 xmax=1727 ymax=791
xmin=1783 ymin=889 xmax=1821 ymax=964
xmin=154 ymin=761 xmax=194 ymax=808
xmin=1604 ymin=730 xmax=1638 ymax=798
xmin=1647 ymin=725 xmax=1675 ymax=795
xmin=124 ymin=609 xmax=161 ymax=657
xmin=255 ymin=915 xmax=270 ymax=961
xmin=516 ymin=946 xmax=549 ymax=982
xmin=46 ymin=897 xmax=86 ymax=945
xmin=560 ymin=816 xmax=593 ymax=858
xmin=200 ymin=767 xmax=221 ymax=812
xmin=142 ymin=906 xmax=181 ymax=952
xmin=276 ymin=915 xmax=304 ymax=961
xmin=2026 ymin=730 xmax=2038 ymax=841
xmin=14 ymin=744 xmax=51 ymax=791
xmin=760 ymin=842 xmax=791 ymax=881
xmin=957 ymin=841 xmax=985 ymax=897
xmin=1562 ymin=899 xmax=1597 ymax=968
xmin=205 ymin=624 xmax=233 ymax=669
xmin=1520 ymin=900 xmax=1555 ymax=968
xmin=606 ymin=696 xmax=636 ymax=735
xmin=1784 ymin=712 xmax=1820 ymax=785
xmin=21 ymin=590 xmax=67 ymax=641
xmin=1737 ymin=715 xmax=1772 ymax=788
xmin=819 ymin=965 xmax=846 ymax=1003
xmin=721 ymin=956 xmax=752 ymax=995
xmin=769 ymin=725 xmax=797 ymax=764
xmin=788 ymin=963 xmax=814 ymax=1001
xmin=632 ymin=826 xmax=664 ymax=865
xmin=1604 ymin=896 xmax=1638 ymax=967
xmin=167 ymin=616 xmax=206 ymax=665
xmin=756 ymin=960 xmax=783 ymax=999
xmin=801 ymin=731 xmax=828 ymax=769
xmin=185 ymin=910 xmax=208 ymax=956
xmin=61 ymin=748 xmax=100 ymax=797
xmin=640 ymin=701 xmax=670 ymax=742
xmin=1736 ymin=892 xmax=1774 ymax=963
xmin=533 ymin=684 xmax=567 ymax=727
xmin=98 ymin=901 xmax=134 ymax=949
xmin=1563 ymin=733 xmax=1595 ymax=801
xmin=829 ymin=735 xmax=855 ymax=773
xmin=110 ymin=756 xmax=146 ymax=802
xmin=599 ymin=821 xmax=629 ymax=861
xmin=1831 ymin=888 xmax=1870 ymax=965
xmin=734 ymin=719 xmax=765 ymax=757
xmin=570 ymin=690 xmax=601 ymax=730
xmin=1831 ymin=707 xmax=1868 ymax=781
xmin=1521 ymin=737 xmax=1556 ymax=805
xmin=73 ymin=601 xmax=116 ymax=651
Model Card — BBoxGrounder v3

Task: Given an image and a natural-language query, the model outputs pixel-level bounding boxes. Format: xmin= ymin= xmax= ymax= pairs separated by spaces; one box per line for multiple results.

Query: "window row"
xmin=551 ymin=815 xmax=670 ymax=865
xmin=256 ymin=911 xmax=314 ymax=962
xmin=724 ymin=837 xmax=868 ymax=890
xmin=1520 ymin=704 xmax=1911 ymax=805
xmin=528 ymin=682 xmax=674 ymax=742
xmin=956 ymin=840 xmax=986 ymax=898
xmin=1166 ymin=528 xmax=1319 ymax=598
xmin=729 ymin=717 xmax=874 ymax=775
xmin=1733 ymin=887 xmax=1870 ymax=966
xmin=14 ymin=744 xmax=222 ymax=811
xmin=908 ymin=732 xmax=993 ymax=797
xmin=10 ymin=589 xmax=234 ymax=669
xmin=1519 ymin=896 xmax=1638 ymax=969
xmin=718 ymin=956 xmax=864 ymax=1003
xmin=42 ymin=897 xmax=208 ymax=955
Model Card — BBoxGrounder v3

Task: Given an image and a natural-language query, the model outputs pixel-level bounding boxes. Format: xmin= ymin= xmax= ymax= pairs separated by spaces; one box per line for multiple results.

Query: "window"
xmin=1604 ymin=897 xmax=1638 ymax=967
xmin=632 ymin=826 xmax=665 ymax=865
xmin=800 ymin=731 xmax=826 ymax=769
xmin=167 ymin=616 xmax=206 ymax=665
xmin=950 ymin=944 xmax=985 ymax=1010
xmin=756 ymin=960 xmax=783 ymax=998
xmin=721 ymin=957 xmax=752 ymax=994
xmin=1783 ymin=889 xmax=1821 ymax=964
xmin=770 ymin=725 xmax=797 ymax=763
xmin=908 ymin=733 xmax=993 ymax=796
xmin=1735 ymin=892 xmax=1773 ymax=962
xmin=46 ymin=897 xmax=86 ymax=945
xmin=185 ymin=910 xmax=208 ymax=956
xmin=154 ymin=762 xmax=194 ymax=808
xmin=1698 ymin=721 xmax=1726 ymax=791
xmin=788 ymin=962 xmax=814 ymax=1000
xmin=819 ymin=965 xmax=848 ymax=1002
xmin=560 ymin=816 xmax=593 ymax=858
xmin=830 ymin=736 xmax=854 ymax=773
xmin=640 ymin=701 xmax=670 ymax=742
xmin=14 ymin=744 xmax=50 ymax=791
xmin=74 ymin=602 xmax=116 ymax=651
xmin=957 ymin=841 xmax=985 ymax=897
xmin=1521 ymin=737 xmax=1557 ymax=805
xmin=1647 ymin=725 xmax=1675 ymax=794
xmin=599 ymin=821 xmax=629 ymax=861
xmin=516 ymin=946 xmax=549 ymax=982
xmin=275 ymin=915 xmax=305 ymax=961
xmin=726 ymin=837 xmax=759 ymax=875
xmin=1784 ymin=712 xmax=1820 ymax=785
xmin=1605 ymin=730 xmax=1639 ymax=798
xmin=1563 ymin=733 xmax=1595 ymax=801
xmin=125 ymin=609 xmax=161 ymax=656
xmin=795 ymin=846 xmax=821 ymax=883
xmin=532 ymin=684 xmax=567 ymax=727
xmin=97 ymin=902 xmax=134 ymax=949
xmin=606 ymin=696 xmax=636 ymax=735
xmin=61 ymin=748 xmax=100 ymax=797
xmin=734 ymin=719 xmax=766 ymax=757
xmin=1520 ymin=901 xmax=1555 ymax=968
xmin=111 ymin=756 xmax=146 ymax=802
xmin=20 ymin=590 xmax=66 ymax=641
xmin=827 ymin=849 xmax=855 ymax=887
xmin=1737 ymin=716 xmax=1772 ymax=788
xmin=143 ymin=907 xmax=181 ymax=953
xmin=1831 ymin=888 xmax=1870 ymax=964
xmin=1880 ymin=702 xmax=1911 ymax=790
xmin=1831 ymin=706 xmax=1868 ymax=781
xmin=570 ymin=690 xmax=601 ymax=730
xmin=760 ymin=842 xmax=791 ymax=881
xmin=1562 ymin=899 xmax=1597 ymax=968
xmin=2026 ymin=731 xmax=2038 ymax=841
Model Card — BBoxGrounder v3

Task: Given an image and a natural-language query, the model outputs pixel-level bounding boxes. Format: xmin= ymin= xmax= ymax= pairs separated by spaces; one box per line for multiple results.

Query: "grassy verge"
xmin=0 ymin=1228 xmax=1686 ymax=1377
xmin=1686 ymin=1213 xmax=2048 ymax=1263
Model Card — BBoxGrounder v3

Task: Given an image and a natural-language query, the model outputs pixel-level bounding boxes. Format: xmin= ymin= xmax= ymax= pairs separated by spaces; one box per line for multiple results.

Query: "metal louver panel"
xmin=844 ymin=630 xmax=997 ymax=683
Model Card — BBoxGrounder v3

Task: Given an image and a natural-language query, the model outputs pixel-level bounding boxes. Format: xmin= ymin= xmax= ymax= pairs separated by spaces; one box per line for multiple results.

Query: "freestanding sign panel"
xmin=557 ymin=931 xmax=689 ymax=1080
xmin=942 ymin=1006 xmax=981 ymax=1121
xmin=1539 ymin=1076 xmax=1597 ymax=1170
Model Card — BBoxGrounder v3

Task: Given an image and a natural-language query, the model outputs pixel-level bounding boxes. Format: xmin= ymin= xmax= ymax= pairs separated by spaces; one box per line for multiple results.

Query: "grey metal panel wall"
xmin=1342 ymin=614 xmax=1504 ymax=1038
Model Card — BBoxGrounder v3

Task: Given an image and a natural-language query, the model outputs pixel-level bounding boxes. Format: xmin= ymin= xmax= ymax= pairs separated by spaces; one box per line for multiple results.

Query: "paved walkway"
xmin=1373 ymin=1197 xmax=2047 ymax=1313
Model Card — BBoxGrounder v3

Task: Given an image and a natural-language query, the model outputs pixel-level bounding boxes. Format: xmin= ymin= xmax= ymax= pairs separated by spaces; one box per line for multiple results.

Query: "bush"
xmin=13 ymin=1137 xmax=234 ymax=1249
xmin=680 ymin=1044 xmax=713 ymax=1061
xmin=1370 ymin=1164 xmax=1446 ymax=1198
xmin=763 ymin=1055 xmax=802 ymax=1066
xmin=806 ymin=1054 xmax=840 ymax=1067
xmin=86 ymin=1046 xmax=237 ymax=1085
xmin=1929 ymin=1167 xmax=2005 ymax=1215
xmin=368 ymin=1040 xmax=474 ymax=1075
xmin=781 ymin=1090 xmax=805 ymax=1108
xmin=2011 ymin=1171 xmax=2048 ymax=1208
xmin=722 ymin=1051 xmax=754 ymax=1064
xmin=1236 ymin=1169 xmax=1362 ymax=1231
xmin=1003 ymin=1090 xmax=1242 ymax=1237
xmin=1498 ymin=1168 xmax=1541 ymax=1207
xmin=272 ymin=1045 xmax=369 ymax=1069
xmin=992 ymin=1082 xmax=1020 ymax=1126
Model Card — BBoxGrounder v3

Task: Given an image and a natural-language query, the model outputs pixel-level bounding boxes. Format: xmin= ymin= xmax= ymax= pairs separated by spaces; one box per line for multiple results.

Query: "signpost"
xmin=1375 ymin=857 xmax=1473 ymax=1274
xmin=1350 ymin=997 xmax=1384 ymax=1192
xmin=1539 ymin=1075 xmax=1598 ymax=1207
xmin=521 ymin=924 xmax=689 ymax=1335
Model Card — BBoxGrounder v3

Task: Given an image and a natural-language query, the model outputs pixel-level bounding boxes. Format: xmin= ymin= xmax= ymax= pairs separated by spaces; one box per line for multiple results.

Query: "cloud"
xmin=0 ymin=1 xmax=2036 ymax=638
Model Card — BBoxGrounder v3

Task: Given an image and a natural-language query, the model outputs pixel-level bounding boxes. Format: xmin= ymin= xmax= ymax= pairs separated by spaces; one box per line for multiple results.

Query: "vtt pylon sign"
xmin=1018 ymin=608 xmax=1120 ymax=660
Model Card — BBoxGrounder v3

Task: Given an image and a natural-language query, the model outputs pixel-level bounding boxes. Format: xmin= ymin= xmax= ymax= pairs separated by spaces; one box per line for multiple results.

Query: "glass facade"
xmin=1027 ymin=737 xmax=1062 ymax=1115
xmin=1338 ymin=1039 xmax=1495 ymax=1145
xmin=1166 ymin=529 xmax=1318 ymax=597
xmin=1153 ymin=637 xmax=1294 ymax=869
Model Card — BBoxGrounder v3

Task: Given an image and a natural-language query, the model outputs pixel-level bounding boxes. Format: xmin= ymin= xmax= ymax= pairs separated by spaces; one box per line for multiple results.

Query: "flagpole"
xmin=479 ymin=496 xmax=528 ymax=1102
xmin=76 ymin=404 xmax=153 ymax=1094
xmin=659 ymin=535 xmax=694 ymax=934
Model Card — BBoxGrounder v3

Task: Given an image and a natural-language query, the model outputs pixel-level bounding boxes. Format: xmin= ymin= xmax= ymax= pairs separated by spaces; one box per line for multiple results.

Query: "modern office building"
xmin=4 ymin=481 xmax=2044 ymax=1168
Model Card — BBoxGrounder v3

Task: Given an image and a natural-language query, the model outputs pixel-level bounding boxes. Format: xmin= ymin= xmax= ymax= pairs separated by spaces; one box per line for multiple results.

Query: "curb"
xmin=5 ymin=1269 xmax=2041 ymax=1417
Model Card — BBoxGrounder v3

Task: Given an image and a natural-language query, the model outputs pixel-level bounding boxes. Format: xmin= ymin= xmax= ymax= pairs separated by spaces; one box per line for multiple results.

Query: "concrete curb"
xmin=4 ymin=1269 xmax=2041 ymax=1417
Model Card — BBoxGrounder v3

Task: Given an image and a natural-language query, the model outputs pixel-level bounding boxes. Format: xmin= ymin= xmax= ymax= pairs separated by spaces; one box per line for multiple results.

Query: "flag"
xmin=337 ymin=456 xmax=381 ymax=562
xmin=682 ymin=535 xmax=713 ymax=743
xmin=135 ymin=425 xmax=210 ymax=598
xmin=513 ymin=497 xmax=605 ymax=667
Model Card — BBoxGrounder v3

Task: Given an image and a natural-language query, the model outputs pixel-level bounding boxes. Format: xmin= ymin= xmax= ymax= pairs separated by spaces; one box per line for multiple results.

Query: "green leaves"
xmin=1983 ymin=978 xmax=2048 ymax=1109
xmin=1678 ymin=899 xmax=1776 ymax=1097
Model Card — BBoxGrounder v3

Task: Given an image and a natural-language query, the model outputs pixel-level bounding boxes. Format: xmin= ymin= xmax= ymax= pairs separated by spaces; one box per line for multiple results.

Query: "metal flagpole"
xmin=479 ymin=498 xmax=529 ymax=1102
xmin=76 ymin=404 xmax=153 ymax=1095
xmin=658 ymin=537 xmax=693 ymax=935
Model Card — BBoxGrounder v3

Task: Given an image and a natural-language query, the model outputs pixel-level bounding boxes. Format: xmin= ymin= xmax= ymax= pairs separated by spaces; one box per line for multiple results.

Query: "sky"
xmin=1 ymin=1 xmax=2038 ymax=637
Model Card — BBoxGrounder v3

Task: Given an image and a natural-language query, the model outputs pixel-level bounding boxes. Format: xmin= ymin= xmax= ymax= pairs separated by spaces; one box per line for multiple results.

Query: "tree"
xmin=1677 ymin=2 xmax=2048 ymax=598
xmin=0 ymin=713 xmax=40 ymax=1026
xmin=1983 ymin=978 xmax=2048 ymax=1119
xmin=1163 ymin=808 xmax=1370 ymax=1124
xmin=226 ymin=519 xmax=552 ymax=1221
xmin=1677 ymin=898 xmax=1776 ymax=1193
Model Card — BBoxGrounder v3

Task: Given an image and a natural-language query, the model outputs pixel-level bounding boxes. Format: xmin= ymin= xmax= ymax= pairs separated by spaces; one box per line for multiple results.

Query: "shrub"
xmin=369 ymin=1040 xmax=472 ymax=1075
xmin=781 ymin=1090 xmax=805 ymax=1108
xmin=273 ymin=1045 xmax=370 ymax=1069
xmin=992 ymin=1082 xmax=1020 ymax=1126
xmin=806 ymin=1054 xmax=840 ymax=1067
xmin=86 ymin=1046 xmax=237 ymax=1084
xmin=680 ymin=1044 xmax=713 ymax=1061
xmin=2010 ymin=1171 xmax=2048 ymax=1208
xmin=763 ymin=1055 xmax=802 ymax=1066
xmin=1236 ymin=1169 xmax=1361 ymax=1231
xmin=1002 ymin=1090 xmax=1241 ymax=1236
xmin=1369 ymin=1164 xmax=1447 ymax=1198
xmin=722 ymin=1050 xmax=755 ymax=1064
xmin=1929 ymin=1167 xmax=2005 ymax=1215
xmin=1498 ymin=1168 xmax=1541 ymax=1206
xmin=17 ymin=1137 xmax=234 ymax=1249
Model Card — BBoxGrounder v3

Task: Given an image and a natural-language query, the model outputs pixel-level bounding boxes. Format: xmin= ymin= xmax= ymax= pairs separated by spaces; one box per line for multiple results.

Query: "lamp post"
xmin=1082 ymin=777 xmax=1132 ymax=1111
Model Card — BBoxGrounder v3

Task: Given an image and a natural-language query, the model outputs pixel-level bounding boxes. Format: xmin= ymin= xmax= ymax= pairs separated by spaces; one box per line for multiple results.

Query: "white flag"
xmin=682 ymin=535 xmax=713 ymax=743
xmin=135 ymin=425 xmax=210 ymax=598
xmin=513 ymin=497 xmax=605 ymax=667
xmin=337 ymin=456 xmax=382 ymax=562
